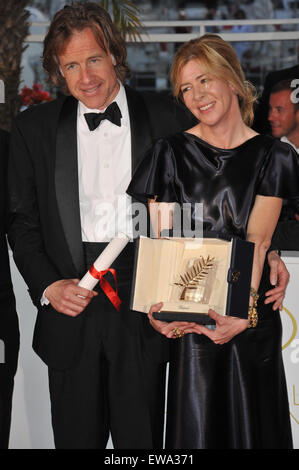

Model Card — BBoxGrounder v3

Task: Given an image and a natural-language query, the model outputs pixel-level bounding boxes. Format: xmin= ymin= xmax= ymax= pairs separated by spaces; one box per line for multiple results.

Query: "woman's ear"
xmin=111 ymin=54 xmax=116 ymax=66
xmin=228 ymin=82 xmax=238 ymax=95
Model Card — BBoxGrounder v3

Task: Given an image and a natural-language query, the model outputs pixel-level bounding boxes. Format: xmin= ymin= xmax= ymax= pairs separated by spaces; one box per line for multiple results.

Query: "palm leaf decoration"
xmin=174 ymin=256 xmax=215 ymax=300
xmin=100 ymin=0 xmax=143 ymax=41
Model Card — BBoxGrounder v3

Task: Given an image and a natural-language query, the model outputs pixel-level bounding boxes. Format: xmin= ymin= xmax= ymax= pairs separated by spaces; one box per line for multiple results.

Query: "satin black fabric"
xmin=166 ymin=263 xmax=292 ymax=449
xmin=127 ymin=133 xmax=299 ymax=240
xmin=127 ymin=132 xmax=299 ymax=449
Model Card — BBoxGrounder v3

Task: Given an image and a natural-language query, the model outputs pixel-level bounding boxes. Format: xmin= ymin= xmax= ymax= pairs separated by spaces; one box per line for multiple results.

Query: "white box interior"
xmin=132 ymin=237 xmax=233 ymax=316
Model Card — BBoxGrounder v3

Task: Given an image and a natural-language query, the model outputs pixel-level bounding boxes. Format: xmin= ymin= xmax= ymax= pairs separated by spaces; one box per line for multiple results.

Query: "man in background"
xmin=0 ymin=128 xmax=19 ymax=448
xmin=268 ymin=79 xmax=299 ymax=250
xmin=253 ymin=63 xmax=299 ymax=134
xmin=269 ymin=79 xmax=299 ymax=151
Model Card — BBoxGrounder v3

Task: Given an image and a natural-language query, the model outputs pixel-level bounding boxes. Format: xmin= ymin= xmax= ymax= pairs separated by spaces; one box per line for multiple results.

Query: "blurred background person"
xmin=231 ymin=9 xmax=254 ymax=64
xmin=268 ymin=79 xmax=299 ymax=250
xmin=268 ymin=78 xmax=299 ymax=151
xmin=253 ymin=61 xmax=299 ymax=135
xmin=0 ymin=128 xmax=19 ymax=449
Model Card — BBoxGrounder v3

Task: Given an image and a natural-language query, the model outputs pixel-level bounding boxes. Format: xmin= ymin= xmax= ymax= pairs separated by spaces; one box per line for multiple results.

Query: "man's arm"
xmin=8 ymin=119 xmax=60 ymax=305
xmin=266 ymin=251 xmax=290 ymax=310
xmin=8 ymin=119 xmax=96 ymax=314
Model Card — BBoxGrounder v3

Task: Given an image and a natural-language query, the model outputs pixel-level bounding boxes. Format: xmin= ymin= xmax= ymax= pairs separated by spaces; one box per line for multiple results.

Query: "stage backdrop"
xmin=280 ymin=252 xmax=299 ymax=445
xmin=8 ymin=251 xmax=299 ymax=449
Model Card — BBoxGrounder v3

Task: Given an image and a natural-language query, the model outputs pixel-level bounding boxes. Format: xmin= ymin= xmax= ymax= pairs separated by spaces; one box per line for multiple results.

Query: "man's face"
xmin=58 ymin=27 xmax=119 ymax=110
xmin=268 ymin=90 xmax=297 ymax=139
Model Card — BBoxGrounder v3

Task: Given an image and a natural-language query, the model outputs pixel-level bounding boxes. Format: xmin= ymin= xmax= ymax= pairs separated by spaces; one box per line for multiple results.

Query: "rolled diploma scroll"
xmin=78 ymin=234 xmax=130 ymax=290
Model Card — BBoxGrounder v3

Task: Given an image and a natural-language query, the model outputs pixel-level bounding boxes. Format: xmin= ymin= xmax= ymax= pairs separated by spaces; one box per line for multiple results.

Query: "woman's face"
xmin=179 ymin=59 xmax=236 ymax=127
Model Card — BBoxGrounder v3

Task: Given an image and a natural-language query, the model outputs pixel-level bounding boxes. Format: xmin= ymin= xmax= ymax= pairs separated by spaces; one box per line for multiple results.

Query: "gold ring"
xmin=172 ymin=327 xmax=185 ymax=338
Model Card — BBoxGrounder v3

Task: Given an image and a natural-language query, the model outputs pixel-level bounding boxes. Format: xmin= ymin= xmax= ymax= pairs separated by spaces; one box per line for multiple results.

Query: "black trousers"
xmin=0 ymin=297 xmax=19 ymax=449
xmin=48 ymin=242 xmax=167 ymax=449
xmin=0 ymin=368 xmax=15 ymax=449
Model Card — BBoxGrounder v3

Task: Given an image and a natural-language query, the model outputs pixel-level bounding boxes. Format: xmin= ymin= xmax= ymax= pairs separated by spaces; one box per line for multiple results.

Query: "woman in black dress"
xmin=127 ymin=35 xmax=299 ymax=448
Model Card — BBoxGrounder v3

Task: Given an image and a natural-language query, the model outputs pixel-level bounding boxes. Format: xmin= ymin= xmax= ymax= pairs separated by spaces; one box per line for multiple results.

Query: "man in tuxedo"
xmin=268 ymin=79 xmax=299 ymax=250
xmin=8 ymin=2 xmax=195 ymax=449
xmin=0 ymin=129 xmax=19 ymax=448
xmin=268 ymin=79 xmax=299 ymax=151
xmin=253 ymin=63 xmax=299 ymax=134
xmin=8 ymin=2 xmax=289 ymax=449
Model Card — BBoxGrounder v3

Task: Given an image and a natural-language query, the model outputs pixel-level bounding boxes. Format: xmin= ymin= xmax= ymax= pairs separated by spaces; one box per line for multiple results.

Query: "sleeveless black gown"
xmin=127 ymin=133 xmax=299 ymax=449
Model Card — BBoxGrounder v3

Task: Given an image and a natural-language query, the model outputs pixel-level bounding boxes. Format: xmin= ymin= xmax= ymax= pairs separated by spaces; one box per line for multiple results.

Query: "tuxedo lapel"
xmin=55 ymin=96 xmax=85 ymax=275
xmin=125 ymin=86 xmax=153 ymax=173
xmin=55 ymin=88 xmax=151 ymax=274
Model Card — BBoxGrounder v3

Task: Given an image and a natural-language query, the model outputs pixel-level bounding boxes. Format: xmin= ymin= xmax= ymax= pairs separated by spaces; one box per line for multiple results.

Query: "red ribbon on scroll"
xmin=89 ymin=265 xmax=121 ymax=311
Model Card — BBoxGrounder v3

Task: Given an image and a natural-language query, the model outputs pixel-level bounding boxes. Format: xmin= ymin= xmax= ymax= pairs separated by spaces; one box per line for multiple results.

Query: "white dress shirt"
xmin=281 ymin=136 xmax=299 ymax=154
xmin=42 ymin=84 xmax=132 ymax=304
xmin=77 ymin=83 xmax=133 ymax=241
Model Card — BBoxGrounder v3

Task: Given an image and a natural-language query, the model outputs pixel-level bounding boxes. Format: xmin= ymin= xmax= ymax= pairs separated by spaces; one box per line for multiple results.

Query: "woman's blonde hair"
xmin=170 ymin=34 xmax=257 ymax=126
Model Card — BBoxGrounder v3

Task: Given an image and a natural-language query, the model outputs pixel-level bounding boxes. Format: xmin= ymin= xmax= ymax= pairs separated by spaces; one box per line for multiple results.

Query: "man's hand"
xmin=45 ymin=279 xmax=98 ymax=317
xmin=265 ymin=251 xmax=290 ymax=310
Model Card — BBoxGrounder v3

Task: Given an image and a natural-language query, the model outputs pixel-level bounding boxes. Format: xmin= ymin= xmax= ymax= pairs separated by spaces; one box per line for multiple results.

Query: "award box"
xmin=131 ymin=236 xmax=254 ymax=324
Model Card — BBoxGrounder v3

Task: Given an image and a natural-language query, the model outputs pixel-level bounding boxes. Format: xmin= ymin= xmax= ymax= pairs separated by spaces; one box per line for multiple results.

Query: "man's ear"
xmin=111 ymin=54 xmax=116 ymax=66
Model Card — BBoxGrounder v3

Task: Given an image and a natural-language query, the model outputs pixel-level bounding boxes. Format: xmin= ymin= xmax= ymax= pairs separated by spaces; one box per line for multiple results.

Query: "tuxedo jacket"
xmin=253 ymin=64 xmax=299 ymax=134
xmin=0 ymin=129 xmax=19 ymax=373
xmin=8 ymin=86 xmax=195 ymax=370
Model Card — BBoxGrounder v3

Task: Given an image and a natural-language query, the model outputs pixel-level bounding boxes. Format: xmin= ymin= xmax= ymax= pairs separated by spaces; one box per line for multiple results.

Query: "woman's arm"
xmin=265 ymin=251 xmax=290 ymax=310
xmin=246 ymin=195 xmax=282 ymax=293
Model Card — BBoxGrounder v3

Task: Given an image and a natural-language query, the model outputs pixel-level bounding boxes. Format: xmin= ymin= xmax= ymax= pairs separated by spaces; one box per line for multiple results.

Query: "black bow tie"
xmin=84 ymin=102 xmax=122 ymax=131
